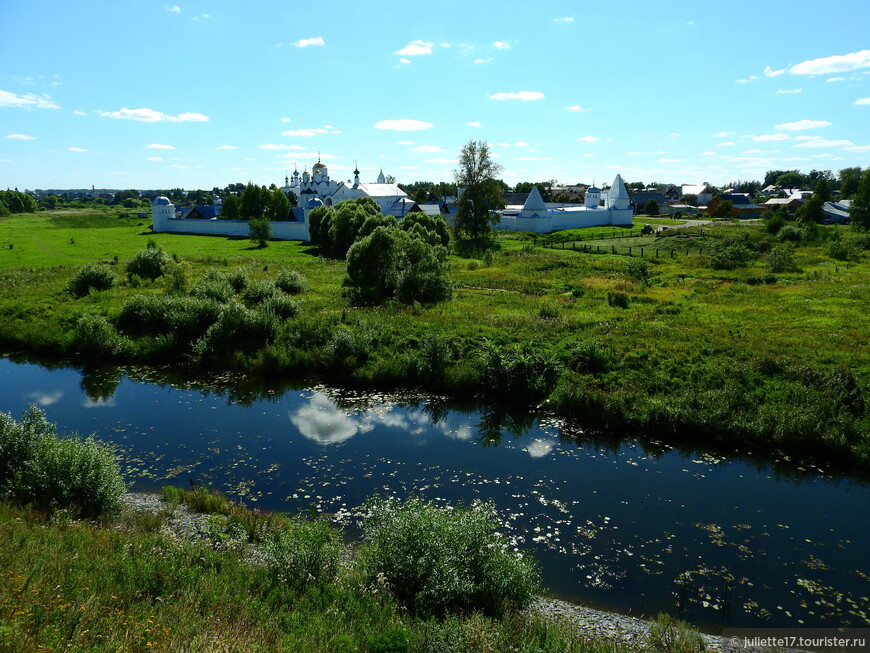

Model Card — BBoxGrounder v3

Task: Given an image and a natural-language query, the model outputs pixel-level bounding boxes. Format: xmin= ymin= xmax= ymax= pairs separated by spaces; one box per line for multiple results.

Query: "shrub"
xmin=766 ymin=244 xmax=798 ymax=273
xmin=72 ymin=315 xmax=127 ymax=357
xmin=261 ymin=295 xmax=300 ymax=320
xmin=125 ymin=246 xmax=169 ymax=281
xmin=565 ymin=339 xmax=610 ymax=374
xmin=827 ymin=239 xmax=859 ymax=261
xmin=359 ymin=496 xmax=539 ymax=618
xmin=275 ymin=269 xmax=306 ymax=295
xmin=226 ymin=268 xmax=250 ymax=293
xmin=764 ymin=213 xmax=787 ymax=235
xmin=777 ymin=224 xmax=803 ymax=242
xmin=265 ymin=518 xmax=341 ymax=592
xmin=538 ymin=303 xmax=560 ymax=320
xmin=68 ymin=264 xmax=116 ymax=297
xmin=709 ymin=241 xmax=754 ymax=270
xmin=191 ymin=301 xmax=279 ymax=363
xmin=607 ymin=291 xmax=629 ymax=308
xmin=421 ymin=333 xmax=451 ymax=377
xmin=623 ymin=258 xmax=653 ymax=285
xmin=645 ymin=613 xmax=705 ymax=653
xmin=323 ymin=327 xmax=375 ymax=369
xmin=0 ymin=406 xmax=125 ymax=518
xmin=241 ymin=280 xmax=276 ymax=305
xmin=117 ymin=295 xmax=222 ymax=344
xmin=191 ymin=273 xmax=234 ymax=302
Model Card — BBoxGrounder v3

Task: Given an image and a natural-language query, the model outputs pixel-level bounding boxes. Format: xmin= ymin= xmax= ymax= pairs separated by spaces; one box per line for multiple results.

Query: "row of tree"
xmin=0 ymin=190 xmax=38 ymax=216
xmin=220 ymin=184 xmax=297 ymax=221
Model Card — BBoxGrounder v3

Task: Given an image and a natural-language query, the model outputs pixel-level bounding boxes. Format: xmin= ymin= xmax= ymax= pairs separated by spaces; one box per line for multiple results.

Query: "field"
xmin=1 ymin=208 xmax=868 ymax=470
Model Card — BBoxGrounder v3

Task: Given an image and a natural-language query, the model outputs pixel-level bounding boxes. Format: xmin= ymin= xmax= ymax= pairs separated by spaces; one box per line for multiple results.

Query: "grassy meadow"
xmin=1 ymin=207 xmax=868 ymax=470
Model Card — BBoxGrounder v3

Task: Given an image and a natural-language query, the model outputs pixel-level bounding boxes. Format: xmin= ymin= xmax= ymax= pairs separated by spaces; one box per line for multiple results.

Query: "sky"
xmin=1 ymin=0 xmax=869 ymax=192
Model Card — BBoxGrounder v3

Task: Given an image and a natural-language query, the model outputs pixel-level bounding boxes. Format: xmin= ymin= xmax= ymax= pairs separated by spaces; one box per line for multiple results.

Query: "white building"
xmin=281 ymin=159 xmax=412 ymax=215
xmin=494 ymin=175 xmax=633 ymax=233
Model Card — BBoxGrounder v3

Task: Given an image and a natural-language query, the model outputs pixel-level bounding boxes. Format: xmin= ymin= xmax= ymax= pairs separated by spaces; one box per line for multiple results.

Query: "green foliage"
xmin=220 ymin=194 xmax=241 ymax=220
xmin=266 ymin=188 xmax=291 ymax=221
xmin=260 ymin=294 xmax=300 ymax=319
xmin=73 ymin=315 xmax=128 ymax=358
xmin=475 ymin=342 xmax=561 ymax=398
xmin=240 ymin=183 xmax=269 ymax=221
xmin=564 ymin=339 xmax=611 ymax=374
xmin=401 ymin=212 xmax=451 ymax=248
xmin=241 ymin=279 xmax=276 ymax=305
xmin=624 ymin=258 xmax=653 ymax=285
xmin=265 ymin=518 xmax=341 ymax=592
xmin=709 ymin=199 xmax=733 ymax=219
xmin=709 ymin=241 xmax=755 ymax=270
xmin=359 ymin=496 xmax=540 ymax=618
xmin=125 ymin=246 xmax=169 ymax=281
xmin=0 ymin=406 xmax=125 ymax=518
xmin=643 ymin=199 xmax=660 ymax=216
xmin=454 ymin=140 xmax=505 ymax=241
xmin=607 ymin=291 xmax=629 ymax=308
xmin=191 ymin=301 xmax=279 ymax=363
xmin=191 ymin=271 xmax=235 ymax=302
xmin=68 ymin=264 xmax=116 ymax=297
xmin=777 ymin=224 xmax=804 ymax=242
xmin=345 ymin=226 xmax=451 ymax=305
xmin=249 ymin=216 xmax=272 ymax=247
xmin=763 ymin=212 xmax=787 ymax=235
xmin=275 ymin=269 xmax=306 ymax=294
xmin=766 ymin=244 xmax=798 ymax=273
xmin=117 ymin=294 xmax=223 ymax=346
xmin=850 ymin=168 xmax=870 ymax=230
xmin=0 ymin=190 xmax=38 ymax=214
xmin=827 ymin=239 xmax=859 ymax=262
xmin=645 ymin=613 xmax=706 ymax=653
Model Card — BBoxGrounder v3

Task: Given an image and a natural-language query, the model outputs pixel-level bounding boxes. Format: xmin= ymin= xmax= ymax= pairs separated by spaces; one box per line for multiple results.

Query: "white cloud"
xmin=295 ymin=36 xmax=324 ymax=48
xmin=424 ymin=157 xmax=456 ymax=164
xmin=764 ymin=65 xmax=786 ymax=77
xmin=686 ymin=19 xmax=695 ymax=25
xmin=412 ymin=145 xmax=444 ymax=152
xmin=374 ymin=118 xmax=433 ymax=131
xmin=473 ymin=58 xmax=492 ymax=64
xmin=399 ymin=58 xmax=411 ymax=64
xmin=440 ymin=42 xmax=451 ymax=47
xmin=855 ymin=97 xmax=870 ymax=105
xmin=489 ymin=90 xmax=544 ymax=101
xmin=566 ymin=105 xmax=587 ymax=112
xmin=260 ymin=143 xmax=305 ymax=150
xmin=99 ymin=107 xmax=208 ymax=122
xmin=466 ymin=121 xmax=481 ymax=127
xmin=0 ymin=89 xmax=60 ymax=110
xmin=166 ymin=5 xmax=180 ymax=13
xmin=493 ymin=41 xmax=511 ymax=50
xmin=394 ymin=40 xmax=433 ymax=56
xmin=217 ymin=145 xmax=237 ymax=150
xmin=497 ymin=142 xmax=510 ymax=147
xmin=670 ymin=132 xmax=681 ymax=137
xmin=68 ymin=146 xmax=87 ymax=152
xmin=774 ymin=119 xmax=831 ymax=131
xmin=843 ymin=144 xmax=870 ymax=152
xmin=553 ymin=16 xmax=574 ymax=22
xmin=827 ymin=77 xmax=844 ymax=82
xmin=514 ymin=141 xmax=529 ymax=147
xmin=281 ymin=127 xmax=334 ymax=136
xmin=776 ymin=89 xmax=802 ymax=94
xmin=750 ymin=133 xmax=790 ymax=142
xmin=790 ymin=49 xmax=870 ymax=75
xmin=4 ymin=133 xmax=35 ymax=140
xmin=398 ymin=140 xmax=415 ymax=145
xmin=147 ymin=156 xmax=163 ymax=162
xmin=700 ymin=151 xmax=716 ymax=156
xmin=192 ymin=13 xmax=210 ymax=21
xmin=280 ymin=117 xmax=291 ymax=123
xmin=525 ymin=438 xmax=555 ymax=458
xmin=73 ymin=109 xmax=86 ymax=116
xmin=743 ymin=149 xmax=764 ymax=154
xmin=717 ymin=141 xmax=736 ymax=147
xmin=660 ymin=158 xmax=681 ymax=163
xmin=794 ymin=136 xmax=854 ymax=148
xmin=712 ymin=131 xmax=733 ymax=138
xmin=577 ymin=136 xmax=600 ymax=143
xmin=147 ymin=143 xmax=176 ymax=150
xmin=736 ymin=76 xmax=758 ymax=84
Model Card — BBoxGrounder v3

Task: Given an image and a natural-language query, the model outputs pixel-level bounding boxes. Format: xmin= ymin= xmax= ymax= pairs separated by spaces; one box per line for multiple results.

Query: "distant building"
xmin=680 ymin=183 xmax=714 ymax=206
xmin=494 ymin=175 xmax=632 ymax=233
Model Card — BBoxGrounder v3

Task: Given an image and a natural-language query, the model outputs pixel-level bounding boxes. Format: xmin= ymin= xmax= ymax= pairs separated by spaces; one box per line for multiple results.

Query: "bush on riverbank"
xmin=0 ymin=406 xmax=124 ymax=518
xmin=359 ymin=496 xmax=540 ymax=618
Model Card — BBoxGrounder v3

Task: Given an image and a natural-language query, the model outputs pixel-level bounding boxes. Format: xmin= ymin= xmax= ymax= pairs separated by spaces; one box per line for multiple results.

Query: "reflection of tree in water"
xmin=79 ymin=366 xmax=122 ymax=403
xmin=476 ymin=406 xmax=535 ymax=447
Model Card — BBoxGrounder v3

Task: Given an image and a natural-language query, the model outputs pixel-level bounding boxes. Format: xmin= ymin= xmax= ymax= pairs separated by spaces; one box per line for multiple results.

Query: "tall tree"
xmin=240 ymin=183 xmax=268 ymax=220
xmin=221 ymin=195 xmax=241 ymax=220
xmin=814 ymin=177 xmax=832 ymax=202
xmin=266 ymin=188 xmax=291 ymax=221
xmin=643 ymin=199 xmax=660 ymax=216
xmin=839 ymin=167 xmax=863 ymax=199
xmin=850 ymin=169 xmax=870 ymax=231
xmin=453 ymin=140 xmax=504 ymax=241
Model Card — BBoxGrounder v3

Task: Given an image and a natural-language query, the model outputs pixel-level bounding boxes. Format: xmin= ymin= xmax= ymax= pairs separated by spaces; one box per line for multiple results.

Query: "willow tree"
xmin=453 ymin=140 xmax=504 ymax=242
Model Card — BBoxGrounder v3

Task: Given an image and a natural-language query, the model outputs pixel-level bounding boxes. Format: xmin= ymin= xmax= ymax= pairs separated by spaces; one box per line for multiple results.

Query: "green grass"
xmin=1 ymin=210 xmax=868 ymax=471
xmin=633 ymin=216 xmax=690 ymax=226
xmin=0 ymin=496 xmax=651 ymax=653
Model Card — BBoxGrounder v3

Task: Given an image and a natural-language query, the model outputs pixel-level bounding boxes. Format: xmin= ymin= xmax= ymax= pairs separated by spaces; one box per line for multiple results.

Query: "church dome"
xmin=153 ymin=196 xmax=172 ymax=206
xmin=306 ymin=197 xmax=324 ymax=209
xmin=312 ymin=161 xmax=326 ymax=171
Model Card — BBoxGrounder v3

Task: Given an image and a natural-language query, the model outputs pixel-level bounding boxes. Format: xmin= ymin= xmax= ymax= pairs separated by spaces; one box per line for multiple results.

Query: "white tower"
xmin=151 ymin=196 xmax=175 ymax=232
xmin=377 ymin=168 xmax=386 ymax=184
xmin=584 ymin=185 xmax=601 ymax=209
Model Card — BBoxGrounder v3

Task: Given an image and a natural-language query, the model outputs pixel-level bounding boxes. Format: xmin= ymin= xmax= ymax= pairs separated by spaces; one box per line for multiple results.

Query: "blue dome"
xmin=306 ymin=197 xmax=324 ymax=209
xmin=153 ymin=196 xmax=172 ymax=206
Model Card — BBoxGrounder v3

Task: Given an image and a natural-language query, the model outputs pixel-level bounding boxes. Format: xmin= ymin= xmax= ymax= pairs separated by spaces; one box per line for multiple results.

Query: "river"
xmin=1 ymin=357 xmax=867 ymax=631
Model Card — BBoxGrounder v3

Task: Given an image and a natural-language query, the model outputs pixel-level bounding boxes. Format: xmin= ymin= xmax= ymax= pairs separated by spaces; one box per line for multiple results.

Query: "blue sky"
xmin=2 ymin=0 xmax=869 ymax=191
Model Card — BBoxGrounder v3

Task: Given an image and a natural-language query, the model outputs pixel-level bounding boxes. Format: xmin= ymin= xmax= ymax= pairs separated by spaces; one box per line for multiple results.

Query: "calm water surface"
xmin=1 ymin=358 xmax=867 ymax=631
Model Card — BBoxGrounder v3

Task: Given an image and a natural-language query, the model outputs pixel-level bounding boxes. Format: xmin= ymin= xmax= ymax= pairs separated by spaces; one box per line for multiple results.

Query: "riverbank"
xmin=1 ymin=211 xmax=868 ymax=472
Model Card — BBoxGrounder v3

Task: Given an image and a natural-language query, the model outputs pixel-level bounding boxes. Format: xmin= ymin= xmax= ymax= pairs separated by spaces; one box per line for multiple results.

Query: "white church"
xmin=151 ymin=156 xmax=633 ymax=240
